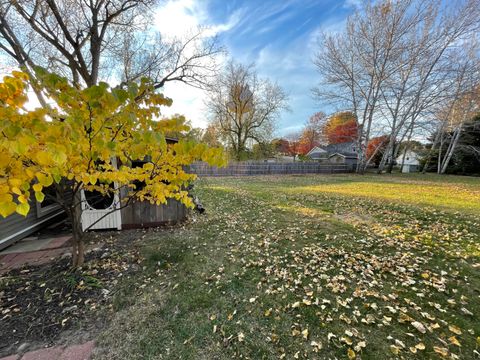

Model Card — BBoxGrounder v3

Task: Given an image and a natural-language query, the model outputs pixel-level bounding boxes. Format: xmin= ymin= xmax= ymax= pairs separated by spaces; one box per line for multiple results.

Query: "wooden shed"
xmin=1 ymin=137 xmax=188 ymax=250
xmin=80 ymin=136 xmax=188 ymax=231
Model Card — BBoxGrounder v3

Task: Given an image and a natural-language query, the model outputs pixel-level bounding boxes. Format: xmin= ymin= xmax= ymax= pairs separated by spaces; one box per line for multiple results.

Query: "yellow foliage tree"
xmin=0 ymin=70 xmax=226 ymax=267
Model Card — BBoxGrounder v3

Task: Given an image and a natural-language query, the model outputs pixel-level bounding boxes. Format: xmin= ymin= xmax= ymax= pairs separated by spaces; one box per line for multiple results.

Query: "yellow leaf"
xmin=390 ymin=345 xmax=400 ymax=355
xmin=0 ymin=201 xmax=17 ymax=217
xmin=415 ymin=342 xmax=425 ymax=350
xmin=36 ymin=172 xmax=53 ymax=187
xmin=302 ymin=328 xmax=309 ymax=340
xmin=17 ymin=195 xmax=28 ymax=204
xmin=35 ymin=191 xmax=45 ymax=202
xmin=36 ymin=151 xmax=51 ymax=166
xmin=449 ymin=336 xmax=461 ymax=347
xmin=433 ymin=346 xmax=449 ymax=357
xmin=8 ymin=178 xmax=22 ymax=188
xmin=11 ymin=187 xmax=22 ymax=196
xmin=33 ymin=183 xmax=43 ymax=192
xmin=89 ymin=174 xmax=97 ymax=185
xmin=448 ymin=325 xmax=462 ymax=335
xmin=16 ymin=202 xmax=30 ymax=216
xmin=347 ymin=348 xmax=356 ymax=359
xmin=292 ymin=329 xmax=301 ymax=337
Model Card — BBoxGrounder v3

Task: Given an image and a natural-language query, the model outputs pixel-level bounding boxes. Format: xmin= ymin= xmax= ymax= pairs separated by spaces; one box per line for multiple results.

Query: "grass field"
xmin=96 ymin=174 xmax=480 ymax=360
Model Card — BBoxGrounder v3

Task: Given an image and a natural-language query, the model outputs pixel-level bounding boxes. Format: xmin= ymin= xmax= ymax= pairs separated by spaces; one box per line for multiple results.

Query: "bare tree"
xmin=313 ymin=0 xmax=480 ymax=173
xmin=422 ymin=50 xmax=480 ymax=173
xmin=206 ymin=61 xmax=289 ymax=160
xmin=0 ymin=0 xmax=222 ymax=91
xmin=300 ymin=111 xmax=327 ymax=150
xmin=434 ymin=83 xmax=479 ymax=174
xmin=285 ymin=132 xmax=302 ymax=162
xmin=378 ymin=0 xmax=480 ymax=173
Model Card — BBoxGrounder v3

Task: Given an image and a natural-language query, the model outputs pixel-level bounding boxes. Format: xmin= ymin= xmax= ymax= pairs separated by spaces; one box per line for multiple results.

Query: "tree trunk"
xmin=386 ymin=142 xmax=397 ymax=173
xmin=440 ymin=125 xmax=462 ymax=174
xmin=69 ymin=192 xmax=86 ymax=268
xmin=437 ymin=134 xmax=446 ymax=174
xmin=71 ymin=221 xmax=85 ymax=268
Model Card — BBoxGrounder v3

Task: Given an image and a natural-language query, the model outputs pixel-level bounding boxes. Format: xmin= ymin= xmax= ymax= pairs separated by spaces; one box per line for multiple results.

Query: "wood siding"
xmin=0 ymin=206 xmax=65 ymax=250
xmin=119 ymin=187 xmax=187 ymax=228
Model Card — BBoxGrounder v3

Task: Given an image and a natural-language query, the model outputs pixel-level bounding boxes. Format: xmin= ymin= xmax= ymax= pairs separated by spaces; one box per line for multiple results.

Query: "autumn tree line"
xmin=313 ymin=0 xmax=480 ymax=174
xmin=197 ymin=0 xmax=480 ymax=174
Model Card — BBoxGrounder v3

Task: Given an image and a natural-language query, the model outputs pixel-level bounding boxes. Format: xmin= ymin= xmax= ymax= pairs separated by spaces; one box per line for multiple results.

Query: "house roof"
xmin=329 ymin=152 xmax=357 ymax=159
xmin=307 ymin=146 xmax=327 ymax=156
xmin=325 ymin=142 xmax=356 ymax=154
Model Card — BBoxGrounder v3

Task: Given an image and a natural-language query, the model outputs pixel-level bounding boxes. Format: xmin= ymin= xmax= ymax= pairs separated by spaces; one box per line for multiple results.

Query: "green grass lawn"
xmin=96 ymin=174 xmax=480 ymax=360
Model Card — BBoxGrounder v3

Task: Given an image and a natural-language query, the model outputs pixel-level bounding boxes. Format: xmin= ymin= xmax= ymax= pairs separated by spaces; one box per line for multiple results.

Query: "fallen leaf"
xmin=327 ymin=332 xmax=336 ymax=342
xmin=415 ymin=342 xmax=425 ymax=350
xmin=433 ymin=346 xmax=449 ymax=357
xmin=449 ymin=336 xmax=461 ymax=347
xmin=390 ymin=345 xmax=400 ymax=355
xmin=347 ymin=348 xmax=356 ymax=359
xmin=448 ymin=325 xmax=462 ymax=335
xmin=310 ymin=340 xmax=322 ymax=352
xmin=411 ymin=321 xmax=426 ymax=334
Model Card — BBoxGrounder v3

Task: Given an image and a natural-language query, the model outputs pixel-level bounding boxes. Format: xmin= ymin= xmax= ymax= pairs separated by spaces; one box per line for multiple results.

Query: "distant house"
xmin=306 ymin=146 xmax=328 ymax=161
xmin=396 ymin=150 xmax=420 ymax=173
xmin=307 ymin=142 xmax=358 ymax=167
xmin=328 ymin=153 xmax=358 ymax=166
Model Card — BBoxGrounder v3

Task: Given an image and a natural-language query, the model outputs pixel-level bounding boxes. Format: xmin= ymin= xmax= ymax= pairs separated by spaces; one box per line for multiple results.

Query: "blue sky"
xmin=156 ymin=0 xmax=360 ymax=136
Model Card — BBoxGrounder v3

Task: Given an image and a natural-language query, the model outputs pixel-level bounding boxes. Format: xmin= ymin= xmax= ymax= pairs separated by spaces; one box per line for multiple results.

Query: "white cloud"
xmin=153 ymin=0 xmax=239 ymax=128
xmin=161 ymin=83 xmax=209 ymax=128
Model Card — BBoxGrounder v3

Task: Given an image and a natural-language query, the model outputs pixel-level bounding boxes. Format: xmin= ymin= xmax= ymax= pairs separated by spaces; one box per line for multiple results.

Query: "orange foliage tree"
xmin=323 ymin=111 xmax=358 ymax=144
xmin=366 ymin=135 xmax=389 ymax=166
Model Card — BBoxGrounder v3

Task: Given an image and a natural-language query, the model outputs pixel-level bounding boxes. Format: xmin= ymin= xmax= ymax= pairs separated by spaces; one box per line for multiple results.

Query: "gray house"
xmin=307 ymin=142 xmax=358 ymax=167
xmin=306 ymin=146 xmax=328 ymax=161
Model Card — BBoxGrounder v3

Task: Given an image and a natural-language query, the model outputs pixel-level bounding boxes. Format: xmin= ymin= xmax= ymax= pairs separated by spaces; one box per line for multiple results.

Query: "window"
xmin=36 ymin=184 xmax=61 ymax=218
xmin=84 ymin=185 xmax=115 ymax=210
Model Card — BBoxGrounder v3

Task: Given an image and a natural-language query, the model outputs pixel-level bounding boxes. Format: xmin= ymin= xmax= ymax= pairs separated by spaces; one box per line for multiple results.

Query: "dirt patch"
xmin=0 ymin=228 xmax=154 ymax=357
